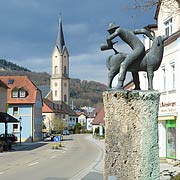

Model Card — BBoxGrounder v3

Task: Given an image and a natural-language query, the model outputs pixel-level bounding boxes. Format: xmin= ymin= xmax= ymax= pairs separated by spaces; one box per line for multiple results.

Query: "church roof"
xmin=56 ymin=17 xmax=65 ymax=53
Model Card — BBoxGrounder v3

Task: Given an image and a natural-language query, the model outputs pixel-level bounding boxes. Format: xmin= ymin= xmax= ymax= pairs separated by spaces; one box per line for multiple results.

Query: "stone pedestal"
xmin=103 ymin=91 xmax=160 ymax=180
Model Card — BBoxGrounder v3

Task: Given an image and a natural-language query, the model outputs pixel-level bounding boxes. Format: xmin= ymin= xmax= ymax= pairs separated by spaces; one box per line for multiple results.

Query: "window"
xmin=12 ymin=87 xmax=27 ymax=98
xmin=19 ymin=89 xmax=26 ymax=98
xmin=55 ymin=90 xmax=57 ymax=97
xmin=54 ymin=82 xmax=57 ymax=87
xmin=8 ymin=79 xmax=14 ymax=84
xmin=170 ymin=63 xmax=175 ymax=90
xmin=54 ymin=66 xmax=58 ymax=74
xmin=143 ymin=73 xmax=147 ymax=90
xmin=64 ymin=66 xmax=67 ymax=74
xmin=13 ymin=106 xmax=19 ymax=115
xmin=12 ymin=90 xmax=18 ymax=98
xmin=164 ymin=18 xmax=172 ymax=36
xmin=13 ymin=124 xmax=18 ymax=132
xmin=162 ymin=66 xmax=166 ymax=91
xmin=64 ymin=94 xmax=67 ymax=102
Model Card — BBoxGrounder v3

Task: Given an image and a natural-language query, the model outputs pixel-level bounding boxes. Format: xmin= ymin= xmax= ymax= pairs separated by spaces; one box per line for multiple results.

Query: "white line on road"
xmin=50 ymin=155 xmax=56 ymax=159
xmin=0 ymin=171 xmax=5 ymax=175
xmin=28 ymin=162 xmax=39 ymax=166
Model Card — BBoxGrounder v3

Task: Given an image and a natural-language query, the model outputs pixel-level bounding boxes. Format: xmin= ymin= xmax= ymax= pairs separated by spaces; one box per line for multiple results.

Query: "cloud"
xmin=70 ymin=42 xmax=132 ymax=84
xmin=65 ymin=23 xmax=89 ymax=34
xmin=14 ymin=57 xmax=51 ymax=73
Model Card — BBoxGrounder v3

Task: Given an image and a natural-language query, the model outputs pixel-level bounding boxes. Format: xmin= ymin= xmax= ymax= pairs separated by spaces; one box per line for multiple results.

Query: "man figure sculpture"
xmin=104 ymin=23 xmax=154 ymax=89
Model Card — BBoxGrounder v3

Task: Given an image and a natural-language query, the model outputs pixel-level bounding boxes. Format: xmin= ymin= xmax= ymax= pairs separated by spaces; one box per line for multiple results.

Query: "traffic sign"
xmin=54 ymin=136 xmax=61 ymax=142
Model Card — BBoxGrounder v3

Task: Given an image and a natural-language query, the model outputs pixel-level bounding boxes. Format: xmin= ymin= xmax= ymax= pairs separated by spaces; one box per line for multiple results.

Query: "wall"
xmin=0 ymin=86 xmax=7 ymax=112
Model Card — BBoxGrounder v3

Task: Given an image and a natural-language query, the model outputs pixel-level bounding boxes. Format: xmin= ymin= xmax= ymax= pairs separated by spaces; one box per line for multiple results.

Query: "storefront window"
xmin=166 ymin=120 xmax=176 ymax=159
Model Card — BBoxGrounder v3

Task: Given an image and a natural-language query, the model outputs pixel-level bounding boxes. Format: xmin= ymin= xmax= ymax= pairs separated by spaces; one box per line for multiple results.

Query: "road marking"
xmin=50 ymin=155 xmax=56 ymax=159
xmin=0 ymin=171 xmax=5 ymax=175
xmin=28 ymin=162 xmax=39 ymax=166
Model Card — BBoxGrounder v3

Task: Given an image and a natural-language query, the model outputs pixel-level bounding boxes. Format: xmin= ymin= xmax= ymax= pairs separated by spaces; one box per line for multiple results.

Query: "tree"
xmin=74 ymin=123 xmax=82 ymax=134
xmin=132 ymin=0 xmax=180 ymax=12
xmin=51 ymin=118 xmax=66 ymax=133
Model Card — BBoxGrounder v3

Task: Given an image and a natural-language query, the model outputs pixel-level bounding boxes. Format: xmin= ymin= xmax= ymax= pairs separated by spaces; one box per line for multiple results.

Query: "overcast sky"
xmin=0 ymin=0 xmax=156 ymax=85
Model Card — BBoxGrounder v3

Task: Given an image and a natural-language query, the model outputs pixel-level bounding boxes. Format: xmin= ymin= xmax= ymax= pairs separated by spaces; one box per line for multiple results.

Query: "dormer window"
xmin=12 ymin=88 xmax=19 ymax=98
xmin=11 ymin=87 xmax=28 ymax=98
xmin=19 ymin=88 xmax=26 ymax=98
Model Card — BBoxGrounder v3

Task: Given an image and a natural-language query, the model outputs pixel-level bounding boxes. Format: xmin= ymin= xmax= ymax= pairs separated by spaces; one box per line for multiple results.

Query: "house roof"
xmin=55 ymin=100 xmax=77 ymax=116
xmin=56 ymin=17 xmax=66 ymax=53
xmin=92 ymin=106 xmax=105 ymax=125
xmin=0 ymin=76 xmax=41 ymax=104
xmin=88 ymin=106 xmax=102 ymax=118
xmin=76 ymin=112 xmax=86 ymax=116
xmin=154 ymin=0 xmax=161 ymax=20
xmin=43 ymin=98 xmax=77 ymax=116
xmin=0 ymin=80 xmax=8 ymax=89
xmin=38 ymin=85 xmax=50 ymax=98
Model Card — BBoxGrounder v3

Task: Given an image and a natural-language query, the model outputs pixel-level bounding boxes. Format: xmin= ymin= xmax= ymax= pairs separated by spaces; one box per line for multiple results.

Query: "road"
xmin=0 ymin=134 xmax=104 ymax=180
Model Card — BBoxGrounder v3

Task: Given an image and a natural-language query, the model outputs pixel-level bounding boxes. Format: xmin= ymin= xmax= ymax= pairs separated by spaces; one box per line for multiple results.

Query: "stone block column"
xmin=103 ymin=90 xmax=160 ymax=180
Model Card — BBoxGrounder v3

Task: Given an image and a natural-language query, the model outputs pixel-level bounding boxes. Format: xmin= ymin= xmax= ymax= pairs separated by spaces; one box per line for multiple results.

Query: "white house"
xmin=76 ymin=112 xmax=87 ymax=128
xmin=139 ymin=0 xmax=180 ymax=160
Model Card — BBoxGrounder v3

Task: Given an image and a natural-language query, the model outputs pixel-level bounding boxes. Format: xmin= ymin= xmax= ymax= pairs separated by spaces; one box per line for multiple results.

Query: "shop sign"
xmin=159 ymin=102 xmax=176 ymax=113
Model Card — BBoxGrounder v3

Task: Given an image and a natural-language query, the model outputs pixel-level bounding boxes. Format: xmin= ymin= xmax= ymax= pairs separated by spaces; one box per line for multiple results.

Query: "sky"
xmin=0 ymin=0 xmax=157 ymax=85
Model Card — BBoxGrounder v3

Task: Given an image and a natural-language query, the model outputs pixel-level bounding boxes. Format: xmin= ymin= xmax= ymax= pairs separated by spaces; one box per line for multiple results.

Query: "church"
xmin=42 ymin=17 xmax=77 ymax=133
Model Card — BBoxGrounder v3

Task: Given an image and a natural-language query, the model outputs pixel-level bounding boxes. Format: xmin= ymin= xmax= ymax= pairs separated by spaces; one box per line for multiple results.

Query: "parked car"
xmin=0 ymin=134 xmax=17 ymax=142
xmin=0 ymin=140 xmax=12 ymax=151
xmin=62 ymin=130 xmax=70 ymax=135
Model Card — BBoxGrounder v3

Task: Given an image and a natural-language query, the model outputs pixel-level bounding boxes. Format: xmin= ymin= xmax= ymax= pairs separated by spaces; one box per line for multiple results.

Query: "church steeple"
xmin=56 ymin=17 xmax=65 ymax=53
xmin=51 ymin=16 xmax=70 ymax=105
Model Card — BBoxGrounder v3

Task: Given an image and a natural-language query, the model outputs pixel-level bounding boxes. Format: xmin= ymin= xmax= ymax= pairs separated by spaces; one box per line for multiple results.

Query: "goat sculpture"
xmin=105 ymin=35 xmax=168 ymax=90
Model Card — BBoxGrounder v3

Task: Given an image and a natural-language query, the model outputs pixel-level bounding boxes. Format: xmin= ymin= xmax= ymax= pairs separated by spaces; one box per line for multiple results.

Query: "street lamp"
xmin=19 ymin=116 xmax=22 ymax=144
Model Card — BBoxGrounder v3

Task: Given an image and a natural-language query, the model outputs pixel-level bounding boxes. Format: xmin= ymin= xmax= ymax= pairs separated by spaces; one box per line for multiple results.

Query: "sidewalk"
xmin=11 ymin=141 xmax=47 ymax=151
xmin=79 ymin=135 xmax=180 ymax=180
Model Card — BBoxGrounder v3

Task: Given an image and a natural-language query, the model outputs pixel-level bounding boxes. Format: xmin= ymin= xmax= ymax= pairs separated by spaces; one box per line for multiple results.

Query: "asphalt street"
xmin=1 ymin=134 xmax=180 ymax=180
xmin=0 ymin=134 xmax=104 ymax=180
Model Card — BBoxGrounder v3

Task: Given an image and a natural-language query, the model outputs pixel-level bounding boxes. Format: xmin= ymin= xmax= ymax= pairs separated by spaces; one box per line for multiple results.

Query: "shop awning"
xmin=0 ymin=112 xmax=19 ymax=123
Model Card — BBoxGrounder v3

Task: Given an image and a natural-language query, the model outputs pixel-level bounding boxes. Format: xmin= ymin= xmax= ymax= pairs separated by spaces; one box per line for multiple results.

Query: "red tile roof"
xmin=92 ymin=106 xmax=105 ymax=125
xmin=76 ymin=112 xmax=85 ymax=116
xmin=42 ymin=98 xmax=77 ymax=116
xmin=0 ymin=76 xmax=40 ymax=104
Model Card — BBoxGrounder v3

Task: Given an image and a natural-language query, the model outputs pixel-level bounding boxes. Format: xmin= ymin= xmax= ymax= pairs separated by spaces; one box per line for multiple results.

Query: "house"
xmin=42 ymin=98 xmax=77 ymax=133
xmin=0 ymin=80 xmax=8 ymax=113
xmin=139 ymin=0 xmax=180 ymax=160
xmin=92 ymin=106 xmax=105 ymax=135
xmin=76 ymin=112 xmax=87 ymax=129
xmin=0 ymin=76 xmax=43 ymax=142
xmin=86 ymin=106 xmax=101 ymax=132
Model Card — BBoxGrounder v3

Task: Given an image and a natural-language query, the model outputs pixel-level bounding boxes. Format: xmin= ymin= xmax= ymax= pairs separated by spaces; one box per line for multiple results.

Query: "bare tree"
xmin=132 ymin=0 xmax=180 ymax=12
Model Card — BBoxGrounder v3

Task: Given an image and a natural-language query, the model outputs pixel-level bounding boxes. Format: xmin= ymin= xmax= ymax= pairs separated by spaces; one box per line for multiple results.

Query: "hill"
xmin=69 ymin=79 xmax=107 ymax=108
xmin=0 ymin=59 xmax=107 ymax=108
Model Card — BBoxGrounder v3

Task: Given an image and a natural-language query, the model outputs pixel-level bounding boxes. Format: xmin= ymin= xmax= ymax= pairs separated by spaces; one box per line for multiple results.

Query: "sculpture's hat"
xmin=107 ymin=23 xmax=119 ymax=31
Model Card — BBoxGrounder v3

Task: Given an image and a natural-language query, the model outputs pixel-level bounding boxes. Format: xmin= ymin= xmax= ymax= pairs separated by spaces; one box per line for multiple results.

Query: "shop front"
xmin=158 ymin=94 xmax=177 ymax=159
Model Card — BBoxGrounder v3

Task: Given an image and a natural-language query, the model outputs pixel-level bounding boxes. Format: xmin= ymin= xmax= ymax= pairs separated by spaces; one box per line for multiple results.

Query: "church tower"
xmin=51 ymin=17 xmax=70 ymax=105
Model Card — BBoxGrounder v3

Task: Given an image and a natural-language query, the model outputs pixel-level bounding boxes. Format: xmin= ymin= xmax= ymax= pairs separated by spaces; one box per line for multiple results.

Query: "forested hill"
xmin=0 ymin=59 xmax=31 ymax=72
xmin=0 ymin=59 xmax=107 ymax=107
xmin=69 ymin=79 xmax=107 ymax=108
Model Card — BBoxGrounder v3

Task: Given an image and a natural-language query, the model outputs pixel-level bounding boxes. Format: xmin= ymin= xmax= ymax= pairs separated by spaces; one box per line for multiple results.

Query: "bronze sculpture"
xmin=101 ymin=23 xmax=168 ymax=90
